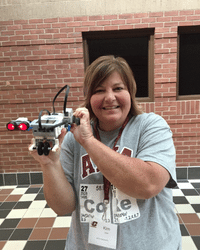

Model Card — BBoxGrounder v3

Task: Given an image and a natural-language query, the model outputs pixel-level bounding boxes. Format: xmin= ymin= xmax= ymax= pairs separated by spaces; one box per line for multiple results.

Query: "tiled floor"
xmin=0 ymin=184 xmax=71 ymax=250
xmin=0 ymin=180 xmax=200 ymax=250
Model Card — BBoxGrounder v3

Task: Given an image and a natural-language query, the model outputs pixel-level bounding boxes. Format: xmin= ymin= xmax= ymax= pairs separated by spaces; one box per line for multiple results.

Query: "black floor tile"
xmin=23 ymin=240 xmax=46 ymax=250
xmin=192 ymin=236 xmax=200 ymax=249
xmin=181 ymin=189 xmax=199 ymax=196
xmin=0 ymin=229 xmax=14 ymax=240
xmin=191 ymin=183 xmax=200 ymax=188
xmin=44 ymin=240 xmax=66 ymax=250
xmin=180 ymin=224 xmax=189 ymax=236
xmin=34 ymin=193 xmax=45 ymax=200
xmin=173 ymin=196 xmax=189 ymax=204
xmin=0 ymin=202 xmax=17 ymax=210
xmin=0 ymin=219 xmax=21 ymax=229
xmin=10 ymin=228 xmax=33 ymax=240
xmin=191 ymin=204 xmax=200 ymax=213
xmin=14 ymin=201 xmax=32 ymax=209
xmin=25 ymin=188 xmax=40 ymax=194
xmin=0 ymin=210 xmax=11 ymax=218
xmin=17 ymin=185 xmax=29 ymax=188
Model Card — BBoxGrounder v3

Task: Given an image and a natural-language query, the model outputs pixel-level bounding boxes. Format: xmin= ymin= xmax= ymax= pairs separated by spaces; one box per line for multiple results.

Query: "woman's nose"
xmin=104 ymin=90 xmax=116 ymax=102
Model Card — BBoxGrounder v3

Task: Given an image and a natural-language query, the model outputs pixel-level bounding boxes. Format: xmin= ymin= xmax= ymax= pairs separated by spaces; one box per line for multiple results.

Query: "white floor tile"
xmin=186 ymin=196 xmax=200 ymax=204
xmin=0 ymin=186 xmax=17 ymax=189
xmin=40 ymin=208 xmax=57 ymax=218
xmin=10 ymin=188 xmax=28 ymax=195
xmin=23 ymin=208 xmax=43 ymax=218
xmin=172 ymin=189 xmax=184 ymax=196
xmin=2 ymin=241 xmax=27 ymax=250
xmin=182 ymin=236 xmax=198 ymax=250
xmin=188 ymin=179 xmax=200 ymax=183
xmin=18 ymin=194 xmax=37 ymax=201
xmin=53 ymin=216 xmax=72 ymax=228
xmin=177 ymin=182 xmax=194 ymax=189
xmin=29 ymin=200 xmax=47 ymax=209
xmin=175 ymin=204 xmax=196 ymax=214
xmin=7 ymin=209 xmax=27 ymax=219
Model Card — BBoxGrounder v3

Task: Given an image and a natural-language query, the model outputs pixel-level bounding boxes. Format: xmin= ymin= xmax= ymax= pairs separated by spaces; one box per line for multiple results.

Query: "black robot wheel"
xmin=43 ymin=141 xmax=50 ymax=156
xmin=37 ymin=142 xmax=44 ymax=155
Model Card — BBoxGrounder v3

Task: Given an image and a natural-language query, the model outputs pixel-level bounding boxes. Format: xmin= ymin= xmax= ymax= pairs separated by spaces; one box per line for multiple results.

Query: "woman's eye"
xmin=115 ymin=87 xmax=123 ymax=91
xmin=94 ymin=89 xmax=102 ymax=94
xmin=94 ymin=89 xmax=103 ymax=94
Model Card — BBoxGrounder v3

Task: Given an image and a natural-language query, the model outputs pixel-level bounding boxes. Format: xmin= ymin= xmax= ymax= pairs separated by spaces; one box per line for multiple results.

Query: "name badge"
xmin=88 ymin=220 xmax=118 ymax=249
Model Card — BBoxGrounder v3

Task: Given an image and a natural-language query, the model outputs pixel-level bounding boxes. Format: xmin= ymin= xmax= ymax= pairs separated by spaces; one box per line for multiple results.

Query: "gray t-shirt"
xmin=60 ymin=113 xmax=182 ymax=250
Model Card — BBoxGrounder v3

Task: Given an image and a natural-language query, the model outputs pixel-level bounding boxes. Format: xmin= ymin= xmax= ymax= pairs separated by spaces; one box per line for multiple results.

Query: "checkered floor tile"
xmin=0 ymin=184 xmax=70 ymax=250
xmin=0 ymin=180 xmax=200 ymax=250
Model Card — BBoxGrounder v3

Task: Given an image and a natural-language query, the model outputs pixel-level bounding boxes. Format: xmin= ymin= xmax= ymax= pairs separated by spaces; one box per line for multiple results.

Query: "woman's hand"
xmin=70 ymin=107 xmax=94 ymax=146
xmin=29 ymin=128 xmax=67 ymax=167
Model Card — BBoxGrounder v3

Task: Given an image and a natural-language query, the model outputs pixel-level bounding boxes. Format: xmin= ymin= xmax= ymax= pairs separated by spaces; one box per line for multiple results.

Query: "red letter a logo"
xmin=82 ymin=154 xmax=96 ymax=179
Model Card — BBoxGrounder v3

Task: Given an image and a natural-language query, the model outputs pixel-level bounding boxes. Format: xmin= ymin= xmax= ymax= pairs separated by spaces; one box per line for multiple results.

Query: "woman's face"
xmin=90 ymin=71 xmax=131 ymax=131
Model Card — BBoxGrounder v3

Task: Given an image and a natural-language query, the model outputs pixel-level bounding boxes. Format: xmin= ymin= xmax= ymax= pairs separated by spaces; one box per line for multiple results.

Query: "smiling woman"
xmin=30 ymin=55 xmax=182 ymax=250
xmin=82 ymin=55 xmax=142 ymax=125
xmin=90 ymin=71 xmax=131 ymax=131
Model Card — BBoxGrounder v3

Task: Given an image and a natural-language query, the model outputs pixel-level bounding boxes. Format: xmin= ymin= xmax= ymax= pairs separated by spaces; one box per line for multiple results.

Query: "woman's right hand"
xmin=29 ymin=128 xmax=67 ymax=167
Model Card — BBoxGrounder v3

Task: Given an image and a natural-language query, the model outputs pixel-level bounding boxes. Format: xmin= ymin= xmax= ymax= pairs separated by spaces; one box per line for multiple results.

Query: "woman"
xmin=30 ymin=55 xmax=182 ymax=249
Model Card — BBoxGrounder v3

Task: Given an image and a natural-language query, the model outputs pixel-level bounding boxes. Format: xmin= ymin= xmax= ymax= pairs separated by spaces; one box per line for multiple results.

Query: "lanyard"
xmin=94 ymin=116 xmax=129 ymax=204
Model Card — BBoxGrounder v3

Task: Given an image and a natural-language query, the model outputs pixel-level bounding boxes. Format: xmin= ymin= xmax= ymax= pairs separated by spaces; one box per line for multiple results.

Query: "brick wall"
xmin=1 ymin=10 xmax=200 ymax=173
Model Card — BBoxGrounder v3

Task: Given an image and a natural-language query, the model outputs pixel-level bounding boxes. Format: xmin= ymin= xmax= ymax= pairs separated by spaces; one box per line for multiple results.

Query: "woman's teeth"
xmin=103 ymin=106 xmax=119 ymax=110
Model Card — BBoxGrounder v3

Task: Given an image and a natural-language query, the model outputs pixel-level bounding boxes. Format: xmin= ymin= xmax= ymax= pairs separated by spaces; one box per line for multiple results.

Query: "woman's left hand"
xmin=70 ymin=107 xmax=94 ymax=146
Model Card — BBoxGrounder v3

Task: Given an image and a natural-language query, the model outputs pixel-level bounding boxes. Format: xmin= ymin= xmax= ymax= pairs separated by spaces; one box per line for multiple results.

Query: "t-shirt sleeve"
xmin=60 ymin=132 xmax=75 ymax=186
xmin=136 ymin=113 xmax=177 ymax=188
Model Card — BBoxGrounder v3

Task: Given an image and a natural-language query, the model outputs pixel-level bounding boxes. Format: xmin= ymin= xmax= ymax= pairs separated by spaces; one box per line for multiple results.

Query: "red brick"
xmin=104 ymin=15 xmax=118 ymax=20
xmin=179 ymin=21 xmax=194 ymax=26
xmin=37 ymin=23 xmax=51 ymax=29
xmin=67 ymin=22 xmax=81 ymax=27
xmin=126 ymin=19 xmax=141 ymax=24
xmin=59 ymin=17 xmax=74 ymax=22
xmin=180 ymin=10 xmax=195 ymax=15
xmin=119 ymin=25 xmax=134 ymax=30
xmin=134 ymin=13 xmax=148 ymax=18
xmin=44 ymin=18 xmax=59 ymax=23
xmin=97 ymin=20 xmax=111 ymax=26
xmin=187 ymin=15 xmax=200 ymax=21
xmin=22 ymin=24 xmax=37 ymax=29
xmin=134 ymin=24 xmax=149 ymax=29
xmin=111 ymin=20 xmax=126 ymax=25
xmin=164 ymin=11 xmax=179 ymax=16
xmin=89 ymin=16 xmax=103 ymax=21
xmin=149 ymin=12 xmax=163 ymax=17
xmin=119 ymin=13 xmax=133 ymax=19
xmin=142 ymin=17 xmax=156 ymax=23
xmin=104 ymin=25 xmax=119 ymax=31
xmin=81 ymin=21 xmax=96 ymax=26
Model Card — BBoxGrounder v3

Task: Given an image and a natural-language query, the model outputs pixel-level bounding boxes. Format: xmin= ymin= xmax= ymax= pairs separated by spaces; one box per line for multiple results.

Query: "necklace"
xmin=94 ymin=116 xmax=129 ymax=204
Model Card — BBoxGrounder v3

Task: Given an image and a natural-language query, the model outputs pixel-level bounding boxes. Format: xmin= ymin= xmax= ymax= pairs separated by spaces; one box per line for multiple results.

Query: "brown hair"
xmin=82 ymin=55 xmax=142 ymax=121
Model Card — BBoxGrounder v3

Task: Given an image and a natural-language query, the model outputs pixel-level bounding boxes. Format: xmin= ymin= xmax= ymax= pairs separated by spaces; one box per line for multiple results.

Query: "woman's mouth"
xmin=103 ymin=106 xmax=120 ymax=110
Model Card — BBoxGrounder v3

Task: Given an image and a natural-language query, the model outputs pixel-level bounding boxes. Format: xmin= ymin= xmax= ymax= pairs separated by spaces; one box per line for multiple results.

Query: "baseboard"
xmin=176 ymin=166 xmax=200 ymax=180
xmin=0 ymin=167 xmax=200 ymax=186
xmin=0 ymin=172 xmax=43 ymax=186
